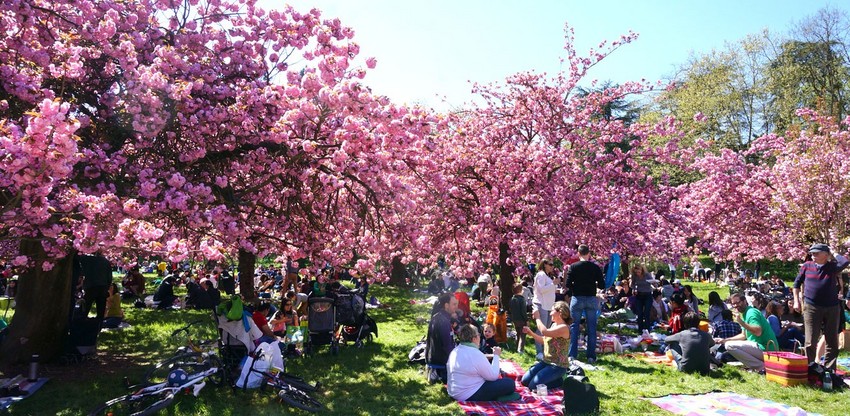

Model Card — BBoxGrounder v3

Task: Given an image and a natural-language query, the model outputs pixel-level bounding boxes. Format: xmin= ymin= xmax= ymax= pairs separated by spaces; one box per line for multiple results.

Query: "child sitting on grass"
xmin=668 ymin=292 xmax=689 ymax=334
xmin=480 ymin=323 xmax=498 ymax=354
xmin=664 ymin=311 xmax=714 ymax=374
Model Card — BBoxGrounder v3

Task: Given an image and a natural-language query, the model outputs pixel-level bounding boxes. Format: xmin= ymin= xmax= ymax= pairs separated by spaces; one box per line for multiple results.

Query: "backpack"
xmin=562 ymin=375 xmax=600 ymax=415
xmin=408 ymin=338 xmax=426 ymax=364
xmin=217 ymin=295 xmax=244 ymax=321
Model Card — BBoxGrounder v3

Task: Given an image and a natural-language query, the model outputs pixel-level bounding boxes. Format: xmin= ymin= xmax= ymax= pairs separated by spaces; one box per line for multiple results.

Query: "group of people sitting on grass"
xmin=425 ymin=242 xmax=850 ymax=403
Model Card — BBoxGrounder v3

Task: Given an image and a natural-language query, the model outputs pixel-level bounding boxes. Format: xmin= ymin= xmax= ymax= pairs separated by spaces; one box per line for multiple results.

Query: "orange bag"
xmin=485 ymin=303 xmax=508 ymax=343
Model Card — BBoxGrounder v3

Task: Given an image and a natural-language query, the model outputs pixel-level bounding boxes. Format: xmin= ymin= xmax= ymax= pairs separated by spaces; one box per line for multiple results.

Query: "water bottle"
xmin=823 ymin=371 xmax=833 ymax=391
xmin=27 ymin=354 xmax=39 ymax=382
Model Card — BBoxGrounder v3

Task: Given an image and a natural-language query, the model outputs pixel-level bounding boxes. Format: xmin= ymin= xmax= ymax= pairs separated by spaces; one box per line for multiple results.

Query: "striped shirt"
xmin=793 ymin=255 xmax=849 ymax=307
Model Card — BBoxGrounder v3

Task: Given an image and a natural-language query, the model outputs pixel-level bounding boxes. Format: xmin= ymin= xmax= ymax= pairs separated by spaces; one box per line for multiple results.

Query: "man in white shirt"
xmin=476 ymin=271 xmax=491 ymax=302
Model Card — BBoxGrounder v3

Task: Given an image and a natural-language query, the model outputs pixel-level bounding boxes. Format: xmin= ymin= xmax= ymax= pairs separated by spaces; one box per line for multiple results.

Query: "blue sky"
xmin=274 ymin=1 xmax=849 ymax=110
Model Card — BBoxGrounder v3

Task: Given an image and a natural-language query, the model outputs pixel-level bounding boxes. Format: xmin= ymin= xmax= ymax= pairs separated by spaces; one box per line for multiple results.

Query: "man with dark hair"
xmin=425 ymin=292 xmax=458 ymax=383
xmin=793 ymin=243 xmax=848 ymax=370
xmin=77 ymin=253 xmax=113 ymax=320
xmin=712 ymin=309 xmax=742 ymax=339
xmin=716 ymin=293 xmax=777 ymax=372
xmin=665 ymin=311 xmax=714 ymax=374
xmin=153 ymin=274 xmax=177 ymax=310
xmin=565 ymin=244 xmax=605 ymax=364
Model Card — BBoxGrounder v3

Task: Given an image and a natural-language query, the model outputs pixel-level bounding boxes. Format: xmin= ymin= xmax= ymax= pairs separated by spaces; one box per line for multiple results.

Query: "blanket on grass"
xmin=457 ymin=359 xmax=563 ymax=416
xmin=629 ymin=351 xmax=675 ymax=367
xmin=0 ymin=378 xmax=49 ymax=411
xmin=648 ymin=391 xmax=821 ymax=416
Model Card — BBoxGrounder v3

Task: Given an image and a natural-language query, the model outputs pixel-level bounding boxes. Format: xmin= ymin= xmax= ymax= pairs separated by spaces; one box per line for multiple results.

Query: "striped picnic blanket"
xmin=648 ymin=392 xmax=821 ymax=416
xmin=457 ymin=359 xmax=563 ymax=416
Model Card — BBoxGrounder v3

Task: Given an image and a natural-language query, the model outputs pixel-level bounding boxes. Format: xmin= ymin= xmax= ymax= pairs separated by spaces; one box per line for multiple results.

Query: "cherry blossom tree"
xmin=681 ymin=109 xmax=850 ymax=261
xmin=0 ymin=0 xmax=434 ymax=364
xmin=396 ymin=26 xmax=689 ymax=307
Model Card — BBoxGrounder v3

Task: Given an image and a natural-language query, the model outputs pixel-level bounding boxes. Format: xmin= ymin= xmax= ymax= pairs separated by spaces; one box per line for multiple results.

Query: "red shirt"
xmin=252 ymin=311 xmax=269 ymax=329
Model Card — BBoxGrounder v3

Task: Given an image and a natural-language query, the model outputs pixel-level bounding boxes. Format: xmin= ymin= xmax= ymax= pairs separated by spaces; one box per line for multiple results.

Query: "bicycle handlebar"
xmin=170 ymin=319 xmax=207 ymax=338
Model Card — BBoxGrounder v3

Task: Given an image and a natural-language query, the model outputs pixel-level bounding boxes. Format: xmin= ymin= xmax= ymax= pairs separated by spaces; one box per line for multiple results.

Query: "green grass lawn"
xmin=2 ymin=281 xmax=847 ymax=415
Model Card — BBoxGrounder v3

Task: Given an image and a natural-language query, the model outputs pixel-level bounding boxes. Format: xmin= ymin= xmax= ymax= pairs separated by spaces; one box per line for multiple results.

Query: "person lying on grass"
xmin=447 ymin=324 xmax=516 ymax=402
xmin=521 ymin=300 xmax=572 ymax=390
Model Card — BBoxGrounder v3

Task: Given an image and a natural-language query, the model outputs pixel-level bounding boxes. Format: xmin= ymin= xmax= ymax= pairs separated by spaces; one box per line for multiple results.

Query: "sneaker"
xmin=587 ymin=358 xmax=597 ymax=365
xmin=536 ymin=353 xmax=544 ymax=361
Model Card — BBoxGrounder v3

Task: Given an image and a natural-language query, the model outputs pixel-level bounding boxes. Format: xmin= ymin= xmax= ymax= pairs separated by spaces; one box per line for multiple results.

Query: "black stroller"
xmin=304 ymin=297 xmax=338 ymax=355
xmin=335 ymin=291 xmax=377 ymax=348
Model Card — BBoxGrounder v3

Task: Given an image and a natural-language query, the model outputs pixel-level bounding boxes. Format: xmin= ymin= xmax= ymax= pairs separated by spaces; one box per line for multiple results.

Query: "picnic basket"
xmin=763 ymin=340 xmax=807 ymax=386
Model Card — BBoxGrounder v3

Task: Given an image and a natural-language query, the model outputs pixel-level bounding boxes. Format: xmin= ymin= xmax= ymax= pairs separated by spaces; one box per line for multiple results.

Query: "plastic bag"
xmin=236 ymin=352 xmax=271 ymax=389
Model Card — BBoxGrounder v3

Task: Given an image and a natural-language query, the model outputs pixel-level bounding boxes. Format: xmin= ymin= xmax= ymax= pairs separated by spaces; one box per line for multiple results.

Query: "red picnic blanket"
xmin=457 ymin=359 xmax=563 ymax=416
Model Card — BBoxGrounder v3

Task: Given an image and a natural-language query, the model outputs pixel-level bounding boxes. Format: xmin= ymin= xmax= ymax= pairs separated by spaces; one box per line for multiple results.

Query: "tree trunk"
xmin=498 ymin=241 xmax=515 ymax=311
xmin=388 ymin=255 xmax=408 ymax=286
xmin=237 ymin=248 xmax=256 ymax=302
xmin=0 ymin=241 xmax=74 ymax=367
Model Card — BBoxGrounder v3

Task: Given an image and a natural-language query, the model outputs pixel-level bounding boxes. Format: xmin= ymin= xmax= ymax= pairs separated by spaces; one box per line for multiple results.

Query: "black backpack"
xmin=562 ymin=375 xmax=600 ymax=415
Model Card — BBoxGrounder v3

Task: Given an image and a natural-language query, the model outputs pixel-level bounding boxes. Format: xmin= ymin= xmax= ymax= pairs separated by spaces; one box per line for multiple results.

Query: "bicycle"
xmin=89 ymin=365 xmax=218 ymax=416
xmin=256 ymin=367 xmax=323 ymax=412
xmin=144 ymin=320 xmax=225 ymax=386
xmin=237 ymin=345 xmax=323 ymax=412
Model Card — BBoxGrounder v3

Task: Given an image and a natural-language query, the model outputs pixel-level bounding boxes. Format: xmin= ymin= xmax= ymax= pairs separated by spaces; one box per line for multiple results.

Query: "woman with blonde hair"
xmin=522 ymin=301 xmax=572 ymax=390
xmin=631 ymin=264 xmax=654 ymax=331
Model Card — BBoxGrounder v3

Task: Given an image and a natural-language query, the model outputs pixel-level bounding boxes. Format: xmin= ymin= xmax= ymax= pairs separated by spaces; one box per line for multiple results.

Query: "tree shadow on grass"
xmin=600 ymin=357 xmax=669 ymax=375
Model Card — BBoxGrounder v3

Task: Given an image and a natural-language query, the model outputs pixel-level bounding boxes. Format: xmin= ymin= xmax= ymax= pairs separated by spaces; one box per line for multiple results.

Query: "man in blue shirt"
xmin=793 ymin=243 xmax=849 ymax=371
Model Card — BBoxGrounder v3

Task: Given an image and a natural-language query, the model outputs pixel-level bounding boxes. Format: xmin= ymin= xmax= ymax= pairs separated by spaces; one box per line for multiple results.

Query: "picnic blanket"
xmin=648 ymin=391 xmax=821 ymax=416
xmin=838 ymin=357 xmax=850 ymax=370
xmin=0 ymin=378 xmax=49 ymax=411
xmin=629 ymin=351 xmax=675 ymax=367
xmin=457 ymin=359 xmax=563 ymax=416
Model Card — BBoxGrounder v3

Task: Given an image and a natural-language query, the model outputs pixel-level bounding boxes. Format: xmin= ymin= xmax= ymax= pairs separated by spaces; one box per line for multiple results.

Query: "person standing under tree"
xmin=76 ymin=253 xmax=113 ymax=320
xmin=793 ymin=243 xmax=848 ymax=371
xmin=565 ymin=245 xmax=605 ymax=364
xmin=630 ymin=265 xmax=654 ymax=332
xmin=532 ymin=258 xmax=558 ymax=359
xmin=509 ymin=283 xmax=528 ymax=353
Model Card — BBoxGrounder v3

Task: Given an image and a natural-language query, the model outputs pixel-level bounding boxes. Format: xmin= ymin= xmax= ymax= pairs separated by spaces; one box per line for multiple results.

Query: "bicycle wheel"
xmin=144 ymin=353 xmax=210 ymax=385
xmin=88 ymin=389 xmax=175 ymax=416
xmin=204 ymin=354 xmax=225 ymax=386
xmin=278 ymin=386 xmax=323 ymax=413
xmin=278 ymin=372 xmax=318 ymax=393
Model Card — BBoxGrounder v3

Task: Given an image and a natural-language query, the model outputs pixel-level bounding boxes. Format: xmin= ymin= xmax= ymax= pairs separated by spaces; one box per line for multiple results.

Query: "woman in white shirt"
xmin=446 ymin=324 xmax=515 ymax=402
xmin=533 ymin=259 xmax=558 ymax=327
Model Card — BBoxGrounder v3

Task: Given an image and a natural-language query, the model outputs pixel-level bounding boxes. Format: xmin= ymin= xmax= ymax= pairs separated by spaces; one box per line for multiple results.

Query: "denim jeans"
xmin=466 ymin=378 xmax=516 ymax=401
xmin=521 ymin=361 xmax=566 ymax=390
xmin=533 ymin=303 xmax=552 ymax=356
xmin=634 ymin=292 xmax=653 ymax=331
xmin=569 ymin=296 xmax=599 ymax=360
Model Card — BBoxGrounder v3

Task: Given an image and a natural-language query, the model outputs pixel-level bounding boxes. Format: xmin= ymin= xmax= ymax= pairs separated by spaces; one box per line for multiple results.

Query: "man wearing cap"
xmin=793 ymin=243 xmax=849 ymax=370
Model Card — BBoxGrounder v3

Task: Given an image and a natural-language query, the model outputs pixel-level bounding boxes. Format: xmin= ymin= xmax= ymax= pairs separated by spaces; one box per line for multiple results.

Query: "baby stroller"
xmin=305 ymin=297 xmax=338 ymax=355
xmin=335 ymin=291 xmax=377 ymax=348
